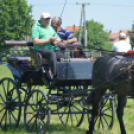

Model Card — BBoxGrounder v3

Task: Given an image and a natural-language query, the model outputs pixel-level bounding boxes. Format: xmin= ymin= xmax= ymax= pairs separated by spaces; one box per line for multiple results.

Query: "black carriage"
xmin=0 ymin=41 xmax=115 ymax=133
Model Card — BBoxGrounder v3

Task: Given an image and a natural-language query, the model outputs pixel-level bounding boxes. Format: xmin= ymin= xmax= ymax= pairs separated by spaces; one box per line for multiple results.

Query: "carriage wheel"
xmin=0 ymin=78 xmax=21 ymax=130
xmin=57 ymin=91 xmax=85 ymax=127
xmin=19 ymin=88 xmax=27 ymax=103
xmin=88 ymin=96 xmax=115 ymax=131
xmin=24 ymin=89 xmax=51 ymax=134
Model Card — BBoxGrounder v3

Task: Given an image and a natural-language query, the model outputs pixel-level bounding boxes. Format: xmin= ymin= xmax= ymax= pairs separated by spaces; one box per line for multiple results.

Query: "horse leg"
xmin=85 ymin=91 xmax=95 ymax=106
xmin=117 ymin=94 xmax=127 ymax=134
xmin=86 ymin=88 xmax=107 ymax=134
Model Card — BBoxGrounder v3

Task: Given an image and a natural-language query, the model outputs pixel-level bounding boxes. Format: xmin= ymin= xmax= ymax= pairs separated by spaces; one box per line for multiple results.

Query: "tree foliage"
xmin=74 ymin=20 xmax=112 ymax=51
xmin=0 ymin=0 xmax=35 ymax=47
xmin=129 ymin=21 xmax=134 ymax=48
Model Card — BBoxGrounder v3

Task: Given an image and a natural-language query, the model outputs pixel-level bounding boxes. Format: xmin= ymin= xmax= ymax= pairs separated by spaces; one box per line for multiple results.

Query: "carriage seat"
xmin=7 ymin=56 xmax=49 ymax=65
xmin=30 ymin=51 xmax=49 ymax=65
xmin=126 ymin=50 xmax=134 ymax=57
xmin=8 ymin=57 xmax=31 ymax=64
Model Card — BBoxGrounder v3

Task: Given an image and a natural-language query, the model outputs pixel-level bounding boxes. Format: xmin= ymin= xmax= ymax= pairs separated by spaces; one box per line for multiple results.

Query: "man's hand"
xmin=50 ymin=37 xmax=56 ymax=43
xmin=52 ymin=38 xmax=61 ymax=45
xmin=61 ymin=40 xmax=68 ymax=48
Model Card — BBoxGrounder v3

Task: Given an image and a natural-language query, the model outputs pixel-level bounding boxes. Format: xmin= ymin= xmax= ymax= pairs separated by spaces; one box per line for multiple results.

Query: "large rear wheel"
xmin=57 ymin=87 xmax=85 ymax=127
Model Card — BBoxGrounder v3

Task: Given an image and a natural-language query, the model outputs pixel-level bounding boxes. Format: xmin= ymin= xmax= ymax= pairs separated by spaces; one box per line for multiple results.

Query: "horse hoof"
xmin=86 ymin=130 xmax=92 ymax=134
xmin=86 ymin=131 xmax=89 ymax=134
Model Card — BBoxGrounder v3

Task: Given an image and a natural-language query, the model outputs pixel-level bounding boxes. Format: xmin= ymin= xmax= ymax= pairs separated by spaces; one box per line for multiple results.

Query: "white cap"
xmin=40 ymin=12 xmax=51 ymax=19
xmin=119 ymin=32 xmax=126 ymax=39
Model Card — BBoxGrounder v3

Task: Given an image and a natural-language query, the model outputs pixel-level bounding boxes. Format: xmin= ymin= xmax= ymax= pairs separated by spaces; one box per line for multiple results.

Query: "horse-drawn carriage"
xmin=0 ymin=41 xmax=116 ymax=134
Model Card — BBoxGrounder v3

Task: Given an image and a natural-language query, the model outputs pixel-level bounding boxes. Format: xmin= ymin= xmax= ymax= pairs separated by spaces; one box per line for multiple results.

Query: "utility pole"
xmin=76 ymin=3 xmax=90 ymax=53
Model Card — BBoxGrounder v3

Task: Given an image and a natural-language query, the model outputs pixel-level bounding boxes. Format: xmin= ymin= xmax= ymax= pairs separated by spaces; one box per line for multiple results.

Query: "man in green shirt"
xmin=31 ymin=12 xmax=66 ymax=77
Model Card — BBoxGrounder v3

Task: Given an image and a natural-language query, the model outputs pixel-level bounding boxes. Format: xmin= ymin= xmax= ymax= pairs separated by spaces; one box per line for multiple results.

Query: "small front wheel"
xmin=24 ymin=89 xmax=51 ymax=134
xmin=0 ymin=78 xmax=21 ymax=131
xmin=88 ymin=96 xmax=115 ymax=131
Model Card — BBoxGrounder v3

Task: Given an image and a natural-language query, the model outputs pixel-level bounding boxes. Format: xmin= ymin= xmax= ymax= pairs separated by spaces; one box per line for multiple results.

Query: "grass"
xmin=0 ymin=65 xmax=134 ymax=134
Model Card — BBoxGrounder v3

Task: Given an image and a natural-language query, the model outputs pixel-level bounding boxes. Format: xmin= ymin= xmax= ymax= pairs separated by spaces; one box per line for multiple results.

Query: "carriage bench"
xmin=4 ymin=41 xmax=94 ymax=86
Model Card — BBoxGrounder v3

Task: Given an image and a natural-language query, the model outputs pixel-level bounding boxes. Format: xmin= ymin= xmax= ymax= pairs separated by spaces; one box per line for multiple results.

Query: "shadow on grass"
xmin=0 ymin=123 xmax=88 ymax=134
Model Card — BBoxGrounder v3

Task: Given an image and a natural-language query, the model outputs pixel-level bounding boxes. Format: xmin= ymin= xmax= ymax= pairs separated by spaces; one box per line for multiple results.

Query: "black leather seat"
xmin=8 ymin=57 xmax=31 ymax=64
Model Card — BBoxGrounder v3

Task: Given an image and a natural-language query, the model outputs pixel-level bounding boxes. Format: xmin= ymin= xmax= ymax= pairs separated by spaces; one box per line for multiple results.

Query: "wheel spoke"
xmin=41 ymin=120 xmax=46 ymax=126
xmin=28 ymin=102 xmax=36 ymax=111
xmin=35 ymin=117 xmax=37 ymax=133
xmin=7 ymin=80 xmax=10 ymax=93
xmin=0 ymin=94 xmax=5 ymax=103
xmin=10 ymin=111 xmax=17 ymax=122
xmin=0 ymin=110 xmax=6 ymax=125
xmin=8 ymin=110 xmax=12 ymax=129
xmin=0 ymin=108 xmax=5 ymax=113
xmin=38 ymin=96 xmax=44 ymax=104
xmin=38 ymin=116 xmax=43 ymax=133
xmin=30 ymin=118 xmax=36 ymax=132
xmin=10 ymin=96 xmax=19 ymax=103
xmin=2 ymin=82 xmax=7 ymax=100
xmin=98 ymin=115 xmax=101 ymax=128
xmin=73 ymin=105 xmax=82 ymax=112
xmin=25 ymin=112 xmax=33 ymax=114
xmin=100 ymin=116 xmax=104 ymax=130
xmin=101 ymin=98 xmax=108 ymax=109
xmin=36 ymin=92 xmax=38 ymax=109
xmin=103 ymin=107 xmax=112 ymax=112
xmin=32 ymin=95 xmax=36 ymax=107
xmin=73 ymin=106 xmax=79 ymax=122
xmin=66 ymin=112 xmax=69 ymax=124
xmin=102 ymin=115 xmax=109 ymax=127
xmin=4 ymin=110 xmax=7 ymax=130
xmin=70 ymin=107 xmax=73 ymax=126
xmin=13 ymin=108 xmax=19 ymax=110
xmin=27 ymin=116 xmax=34 ymax=124
xmin=103 ymin=114 xmax=112 ymax=118
xmin=59 ymin=107 xmax=68 ymax=118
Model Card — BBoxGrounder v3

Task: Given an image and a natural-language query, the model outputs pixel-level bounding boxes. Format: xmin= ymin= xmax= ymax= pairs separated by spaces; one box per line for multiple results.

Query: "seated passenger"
xmin=51 ymin=17 xmax=77 ymax=53
xmin=112 ymin=32 xmax=132 ymax=53
xmin=31 ymin=12 xmax=66 ymax=77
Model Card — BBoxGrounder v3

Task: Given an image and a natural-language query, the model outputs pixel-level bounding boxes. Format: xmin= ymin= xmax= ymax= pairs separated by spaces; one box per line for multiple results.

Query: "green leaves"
xmin=0 ymin=0 xmax=35 ymax=48
xmin=74 ymin=20 xmax=111 ymax=51
xmin=129 ymin=21 xmax=134 ymax=47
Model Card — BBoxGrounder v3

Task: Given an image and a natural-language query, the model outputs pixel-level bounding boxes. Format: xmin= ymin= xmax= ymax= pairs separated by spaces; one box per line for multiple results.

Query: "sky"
xmin=27 ymin=0 xmax=134 ymax=33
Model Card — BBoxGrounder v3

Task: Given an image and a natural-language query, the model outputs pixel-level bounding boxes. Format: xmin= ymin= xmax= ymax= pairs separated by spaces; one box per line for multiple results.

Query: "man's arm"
xmin=63 ymin=38 xmax=77 ymax=45
xmin=33 ymin=37 xmax=57 ymax=45
xmin=61 ymin=31 xmax=77 ymax=48
xmin=33 ymin=38 xmax=51 ymax=45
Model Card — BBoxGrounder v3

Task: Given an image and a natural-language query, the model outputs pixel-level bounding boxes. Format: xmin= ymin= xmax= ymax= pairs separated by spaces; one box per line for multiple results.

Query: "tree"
xmin=129 ymin=21 xmax=134 ymax=48
xmin=0 ymin=0 xmax=35 ymax=47
xmin=74 ymin=20 xmax=112 ymax=51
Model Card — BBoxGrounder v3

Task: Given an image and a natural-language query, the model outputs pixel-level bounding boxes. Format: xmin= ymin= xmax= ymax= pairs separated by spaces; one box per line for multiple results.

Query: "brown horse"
xmin=86 ymin=53 xmax=134 ymax=134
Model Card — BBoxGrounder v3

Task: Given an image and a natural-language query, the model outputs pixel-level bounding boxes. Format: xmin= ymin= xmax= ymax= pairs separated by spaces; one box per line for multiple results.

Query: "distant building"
xmin=109 ymin=30 xmax=132 ymax=44
xmin=65 ymin=25 xmax=80 ymax=33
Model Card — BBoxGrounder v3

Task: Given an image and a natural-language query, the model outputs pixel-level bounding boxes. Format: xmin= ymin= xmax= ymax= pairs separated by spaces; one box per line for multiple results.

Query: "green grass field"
xmin=0 ymin=65 xmax=134 ymax=134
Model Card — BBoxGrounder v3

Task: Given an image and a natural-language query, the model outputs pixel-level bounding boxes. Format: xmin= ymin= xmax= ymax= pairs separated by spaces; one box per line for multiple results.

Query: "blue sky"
xmin=27 ymin=0 xmax=134 ymax=33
